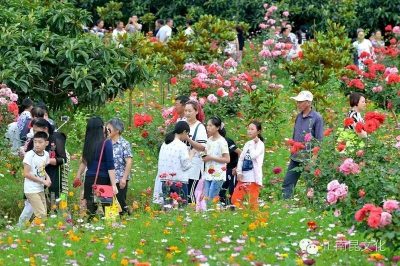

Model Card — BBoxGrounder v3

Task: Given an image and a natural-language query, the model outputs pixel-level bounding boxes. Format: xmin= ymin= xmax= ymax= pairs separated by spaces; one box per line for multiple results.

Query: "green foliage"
xmin=96 ymin=1 xmax=123 ymax=26
xmin=285 ymin=0 xmax=400 ymax=33
xmin=286 ymin=21 xmax=352 ymax=109
xmin=0 ymin=0 xmax=148 ymax=109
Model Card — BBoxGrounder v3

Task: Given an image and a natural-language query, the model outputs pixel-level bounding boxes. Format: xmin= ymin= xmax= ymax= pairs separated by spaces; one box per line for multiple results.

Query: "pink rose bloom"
xmin=216 ymin=87 xmax=228 ymax=97
xmin=9 ymin=93 xmax=18 ymax=102
xmin=267 ymin=19 xmax=276 ymax=25
xmin=372 ymin=86 xmax=383 ymax=93
xmin=334 ymin=209 xmax=341 ymax=217
xmin=275 ymin=43 xmax=285 ymax=49
xmin=327 ymin=180 xmax=340 ymax=191
xmin=272 ymin=50 xmax=282 ymax=57
xmin=207 ymin=94 xmax=218 ymax=104
xmin=335 ymin=184 xmax=348 ymax=199
xmin=199 ymin=97 xmax=206 ymax=106
xmin=259 ymin=66 xmax=268 ymax=72
xmin=283 ymin=11 xmax=289 ymax=17
xmin=307 ymin=188 xmax=314 ymax=198
xmin=379 ymin=211 xmax=392 ymax=227
xmin=251 ymin=85 xmax=257 ymax=90
xmin=197 ymin=73 xmax=208 ymax=80
xmin=259 ymin=49 xmax=272 ymax=58
xmin=263 ymin=3 xmax=268 ymax=9
xmin=383 ymin=199 xmax=399 ymax=212
xmin=339 ymin=158 xmax=360 ymax=175
xmin=0 ymin=97 xmax=7 ymax=105
xmin=304 ymin=133 xmax=312 ymax=142
xmin=259 ymin=23 xmax=268 ymax=29
xmin=393 ymin=26 xmax=400 ymax=34
xmin=223 ymin=58 xmax=238 ymax=68
xmin=327 ymin=191 xmax=338 ymax=205
xmin=395 ymin=142 xmax=400 ymax=149
xmin=263 ymin=39 xmax=275 ymax=46
xmin=223 ymin=80 xmax=231 ymax=87
xmin=384 ymin=67 xmax=399 ymax=76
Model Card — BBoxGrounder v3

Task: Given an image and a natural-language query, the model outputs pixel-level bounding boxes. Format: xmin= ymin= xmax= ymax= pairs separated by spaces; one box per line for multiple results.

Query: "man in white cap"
xmin=282 ymin=90 xmax=324 ymax=199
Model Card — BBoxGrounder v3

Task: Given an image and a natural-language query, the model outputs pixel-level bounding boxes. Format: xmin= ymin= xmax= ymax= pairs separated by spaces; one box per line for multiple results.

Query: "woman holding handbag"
xmin=74 ymin=116 xmax=118 ymax=218
xmin=231 ymin=121 xmax=265 ymax=210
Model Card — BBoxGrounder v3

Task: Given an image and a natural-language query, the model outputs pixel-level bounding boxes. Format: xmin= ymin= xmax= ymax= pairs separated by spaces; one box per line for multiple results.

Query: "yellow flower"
xmin=136 ymin=249 xmax=144 ymax=255
xmin=167 ymin=246 xmax=180 ymax=253
xmin=111 ymin=252 xmax=117 ymax=260
xmin=65 ymin=250 xmax=74 ymax=256
xmin=296 ymin=258 xmax=304 ymax=266
xmin=248 ymin=222 xmax=257 ymax=230
xmin=165 ymin=253 xmax=173 ymax=259
xmin=163 ymin=229 xmax=171 ymax=235
xmin=370 ymin=253 xmax=384 ymax=261
xmin=120 ymin=258 xmax=129 ymax=266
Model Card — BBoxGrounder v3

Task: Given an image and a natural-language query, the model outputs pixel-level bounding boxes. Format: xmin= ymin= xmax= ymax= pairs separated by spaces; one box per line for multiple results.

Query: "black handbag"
xmin=242 ymin=150 xmax=254 ymax=171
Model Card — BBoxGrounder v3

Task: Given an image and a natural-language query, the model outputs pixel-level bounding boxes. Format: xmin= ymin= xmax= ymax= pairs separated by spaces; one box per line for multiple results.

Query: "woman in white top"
xmin=202 ymin=117 xmax=230 ymax=208
xmin=346 ymin=92 xmax=367 ymax=138
xmin=353 ymin=28 xmax=373 ymax=69
xmin=156 ymin=121 xmax=193 ymax=206
xmin=182 ymin=100 xmax=207 ymax=203
xmin=232 ymin=121 xmax=265 ymax=210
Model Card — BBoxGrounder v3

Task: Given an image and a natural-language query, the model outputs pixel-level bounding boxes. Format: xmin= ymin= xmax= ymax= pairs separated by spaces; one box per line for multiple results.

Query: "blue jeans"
xmin=204 ymin=180 xmax=223 ymax=205
xmin=282 ymin=160 xmax=302 ymax=199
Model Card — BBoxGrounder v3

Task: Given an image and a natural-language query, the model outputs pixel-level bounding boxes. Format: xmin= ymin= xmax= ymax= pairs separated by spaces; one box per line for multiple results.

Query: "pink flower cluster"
xmin=355 ymin=199 xmax=398 ymax=228
xmin=395 ymin=135 xmax=400 ymax=149
xmin=339 ymin=158 xmax=360 ymax=175
xmin=0 ymin=84 xmax=18 ymax=104
xmin=259 ymin=39 xmax=293 ymax=59
xmin=259 ymin=3 xmax=288 ymax=33
xmin=326 ymin=180 xmax=348 ymax=205
xmin=392 ymin=26 xmax=400 ymax=34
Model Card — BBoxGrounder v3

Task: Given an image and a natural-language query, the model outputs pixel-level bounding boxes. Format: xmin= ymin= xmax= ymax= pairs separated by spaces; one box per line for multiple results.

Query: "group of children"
xmin=6 ymin=98 xmax=68 ymax=225
xmin=155 ymin=96 xmax=265 ymax=210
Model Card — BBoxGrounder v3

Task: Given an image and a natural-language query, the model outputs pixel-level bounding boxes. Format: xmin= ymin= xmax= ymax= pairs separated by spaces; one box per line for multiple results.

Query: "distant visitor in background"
xmin=353 ymin=28 xmax=373 ymax=69
xmin=224 ymin=30 xmax=239 ymax=61
xmin=157 ymin=18 xmax=173 ymax=43
xmin=17 ymin=98 xmax=34 ymax=143
xmin=236 ymin=26 xmax=245 ymax=63
xmin=91 ymin=19 xmax=107 ymax=38
xmin=295 ymin=25 xmax=310 ymax=45
xmin=184 ymin=19 xmax=194 ymax=36
xmin=285 ymin=24 xmax=298 ymax=50
xmin=370 ymin=30 xmax=384 ymax=48
xmin=154 ymin=19 xmax=164 ymax=37
xmin=112 ymin=21 xmax=127 ymax=45
xmin=278 ymin=27 xmax=292 ymax=44
xmin=126 ymin=15 xmax=142 ymax=34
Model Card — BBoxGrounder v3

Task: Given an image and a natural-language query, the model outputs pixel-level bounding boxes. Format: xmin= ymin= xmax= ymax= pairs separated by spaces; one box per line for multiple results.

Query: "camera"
xmin=61 ymin=116 xmax=70 ymax=122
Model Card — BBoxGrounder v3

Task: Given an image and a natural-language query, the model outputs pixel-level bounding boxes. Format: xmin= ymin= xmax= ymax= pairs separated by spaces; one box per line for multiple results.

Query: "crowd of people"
xmin=5 ymin=86 xmax=369 ymax=224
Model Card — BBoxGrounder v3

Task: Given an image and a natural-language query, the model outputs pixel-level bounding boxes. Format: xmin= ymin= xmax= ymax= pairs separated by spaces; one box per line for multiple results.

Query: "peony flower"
xmin=383 ymin=199 xmax=399 ymax=212
xmin=216 ymin=88 xmax=228 ymax=97
xmin=339 ymin=158 xmax=360 ymax=175
xmin=385 ymin=25 xmax=393 ymax=32
xmin=283 ymin=11 xmax=289 ymax=17
xmin=263 ymin=39 xmax=275 ymax=46
xmin=223 ymin=80 xmax=231 ymax=87
xmin=259 ymin=49 xmax=272 ymax=57
xmin=393 ymin=26 xmax=400 ymax=34
xmin=379 ymin=212 xmax=392 ymax=227
xmin=170 ymin=77 xmax=177 ymax=85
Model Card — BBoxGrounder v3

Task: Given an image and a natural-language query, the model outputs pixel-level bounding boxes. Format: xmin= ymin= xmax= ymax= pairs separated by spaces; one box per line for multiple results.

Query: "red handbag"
xmin=92 ymin=141 xmax=113 ymax=203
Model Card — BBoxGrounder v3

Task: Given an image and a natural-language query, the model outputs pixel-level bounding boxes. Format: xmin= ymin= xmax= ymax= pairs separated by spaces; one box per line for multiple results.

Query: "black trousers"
xmin=116 ymin=181 xmax=129 ymax=214
xmin=219 ymin=168 xmax=236 ymax=205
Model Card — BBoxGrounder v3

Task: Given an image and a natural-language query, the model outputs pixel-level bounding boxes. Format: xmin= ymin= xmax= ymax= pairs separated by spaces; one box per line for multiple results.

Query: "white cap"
xmin=291 ymin=91 xmax=313 ymax=102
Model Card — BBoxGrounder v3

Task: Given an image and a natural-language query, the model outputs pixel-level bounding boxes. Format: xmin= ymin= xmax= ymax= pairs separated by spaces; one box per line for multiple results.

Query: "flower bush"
xmin=300 ymin=115 xmax=399 ymax=230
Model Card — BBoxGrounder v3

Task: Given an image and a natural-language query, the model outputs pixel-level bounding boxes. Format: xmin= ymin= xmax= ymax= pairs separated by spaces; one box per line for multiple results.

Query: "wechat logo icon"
xmin=299 ymin=239 xmax=319 ymax=255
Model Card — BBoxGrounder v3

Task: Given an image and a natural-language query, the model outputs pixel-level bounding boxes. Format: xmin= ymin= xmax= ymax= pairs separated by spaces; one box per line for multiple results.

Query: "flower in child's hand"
xmin=73 ymin=178 xmax=82 ymax=188
xmin=208 ymin=168 xmax=215 ymax=175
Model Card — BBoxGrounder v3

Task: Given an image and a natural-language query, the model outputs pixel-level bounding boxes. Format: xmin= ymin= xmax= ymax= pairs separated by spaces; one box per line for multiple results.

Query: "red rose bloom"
xmin=355 ymin=122 xmax=364 ymax=133
xmin=314 ymin=169 xmax=321 ymax=177
xmin=363 ymin=119 xmax=379 ymax=133
xmin=324 ymin=128 xmax=333 ymax=136
xmin=385 ymin=25 xmax=393 ymax=32
xmin=141 ymin=130 xmax=149 ymax=138
xmin=337 ymin=142 xmax=346 ymax=152
xmin=170 ymin=77 xmax=177 ymax=85
xmin=344 ymin=117 xmax=354 ymax=127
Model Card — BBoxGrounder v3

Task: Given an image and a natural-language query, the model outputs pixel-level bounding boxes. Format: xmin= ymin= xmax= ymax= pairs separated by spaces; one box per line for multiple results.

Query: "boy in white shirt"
xmin=23 ymin=131 xmax=51 ymax=220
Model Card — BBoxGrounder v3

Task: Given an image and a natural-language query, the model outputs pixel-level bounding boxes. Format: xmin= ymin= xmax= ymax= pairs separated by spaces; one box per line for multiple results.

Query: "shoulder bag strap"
xmin=93 ymin=140 xmax=106 ymax=186
xmin=191 ymin=122 xmax=201 ymax=141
